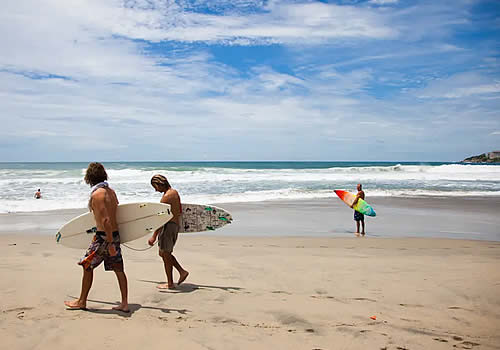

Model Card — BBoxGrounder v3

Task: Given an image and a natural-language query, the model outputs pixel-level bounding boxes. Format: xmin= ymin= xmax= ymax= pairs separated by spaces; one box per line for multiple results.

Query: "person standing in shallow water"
xmin=34 ymin=189 xmax=41 ymax=199
xmin=148 ymin=174 xmax=189 ymax=290
xmin=64 ymin=162 xmax=129 ymax=312
xmin=351 ymin=183 xmax=366 ymax=237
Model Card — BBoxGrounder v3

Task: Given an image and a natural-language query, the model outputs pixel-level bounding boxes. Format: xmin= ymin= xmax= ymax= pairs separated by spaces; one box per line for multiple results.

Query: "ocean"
xmin=1 ymin=161 xmax=499 ymax=213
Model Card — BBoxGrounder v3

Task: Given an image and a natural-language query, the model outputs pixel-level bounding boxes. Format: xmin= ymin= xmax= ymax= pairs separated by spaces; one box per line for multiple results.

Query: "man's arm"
xmin=149 ymin=227 xmax=162 ymax=245
xmin=148 ymin=191 xmax=173 ymax=245
xmin=91 ymin=191 xmax=114 ymax=243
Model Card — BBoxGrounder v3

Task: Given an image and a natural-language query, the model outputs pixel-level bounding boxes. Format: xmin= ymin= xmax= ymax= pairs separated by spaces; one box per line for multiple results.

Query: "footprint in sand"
xmin=399 ymin=303 xmax=424 ymax=308
xmin=448 ymin=306 xmax=473 ymax=312
xmin=4 ymin=306 xmax=34 ymax=313
xmin=314 ymin=289 xmax=328 ymax=295
xmin=352 ymin=297 xmax=377 ymax=302
xmin=457 ymin=341 xmax=481 ymax=349
xmin=433 ymin=337 xmax=448 ymax=343
xmin=272 ymin=290 xmax=291 ymax=295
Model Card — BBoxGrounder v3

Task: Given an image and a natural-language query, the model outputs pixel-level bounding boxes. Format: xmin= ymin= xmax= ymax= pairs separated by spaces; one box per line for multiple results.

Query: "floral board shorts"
xmin=78 ymin=231 xmax=124 ymax=271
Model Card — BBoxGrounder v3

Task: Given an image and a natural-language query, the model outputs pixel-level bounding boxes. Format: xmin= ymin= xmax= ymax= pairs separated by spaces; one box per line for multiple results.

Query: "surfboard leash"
xmin=122 ymin=242 xmax=156 ymax=251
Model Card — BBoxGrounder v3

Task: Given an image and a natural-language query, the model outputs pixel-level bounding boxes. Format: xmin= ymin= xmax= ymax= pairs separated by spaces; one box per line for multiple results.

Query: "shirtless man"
xmin=148 ymin=174 xmax=189 ymax=290
xmin=34 ymin=189 xmax=41 ymax=199
xmin=64 ymin=162 xmax=129 ymax=312
xmin=351 ymin=183 xmax=366 ymax=237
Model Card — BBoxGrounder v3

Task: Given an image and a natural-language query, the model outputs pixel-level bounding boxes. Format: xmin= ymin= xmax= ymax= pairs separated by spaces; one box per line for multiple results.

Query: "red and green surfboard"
xmin=334 ymin=190 xmax=376 ymax=217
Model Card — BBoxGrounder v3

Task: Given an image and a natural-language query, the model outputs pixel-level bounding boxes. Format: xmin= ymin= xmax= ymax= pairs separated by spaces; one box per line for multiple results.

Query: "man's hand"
xmin=148 ymin=236 xmax=156 ymax=246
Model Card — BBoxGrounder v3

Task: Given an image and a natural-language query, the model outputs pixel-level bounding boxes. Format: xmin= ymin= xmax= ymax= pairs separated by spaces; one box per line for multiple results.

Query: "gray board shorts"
xmin=158 ymin=222 xmax=179 ymax=253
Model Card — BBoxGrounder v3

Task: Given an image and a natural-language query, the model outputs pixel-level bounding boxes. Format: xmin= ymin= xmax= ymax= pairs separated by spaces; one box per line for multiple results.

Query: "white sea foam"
xmin=1 ymin=163 xmax=499 ymax=213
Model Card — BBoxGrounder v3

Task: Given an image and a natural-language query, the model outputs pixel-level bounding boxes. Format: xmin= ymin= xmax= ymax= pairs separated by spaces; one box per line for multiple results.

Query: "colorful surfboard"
xmin=334 ymin=190 xmax=376 ymax=217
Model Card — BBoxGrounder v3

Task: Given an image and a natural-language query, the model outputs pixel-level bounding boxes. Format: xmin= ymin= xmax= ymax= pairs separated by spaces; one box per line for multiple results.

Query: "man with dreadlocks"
xmin=148 ymin=174 xmax=189 ymax=289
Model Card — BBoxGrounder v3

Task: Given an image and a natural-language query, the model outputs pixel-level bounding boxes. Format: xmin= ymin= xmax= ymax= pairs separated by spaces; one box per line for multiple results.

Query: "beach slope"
xmin=1 ymin=234 xmax=499 ymax=350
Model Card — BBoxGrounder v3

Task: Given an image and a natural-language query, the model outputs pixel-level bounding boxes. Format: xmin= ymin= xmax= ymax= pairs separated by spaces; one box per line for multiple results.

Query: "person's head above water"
xmin=357 ymin=183 xmax=362 ymax=191
xmin=84 ymin=162 xmax=108 ymax=187
xmin=151 ymin=174 xmax=171 ymax=192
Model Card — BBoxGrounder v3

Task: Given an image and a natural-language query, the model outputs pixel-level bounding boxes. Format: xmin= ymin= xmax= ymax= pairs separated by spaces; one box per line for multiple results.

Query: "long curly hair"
xmin=84 ymin=162 xmax=108 ymax=186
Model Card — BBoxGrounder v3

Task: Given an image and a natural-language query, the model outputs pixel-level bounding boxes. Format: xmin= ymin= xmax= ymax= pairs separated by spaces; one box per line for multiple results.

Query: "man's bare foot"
xmin=354 ymin=232 xmax=360 ymax=237
xmin=157 ymin=283 xmax=176 ymax=290
xmin=177 ymin=271 xmax=189 ymax=286
xmin=361 ymin=232 xmax=365 ymax=237
xmin=112 ymin=304 xmax=130 ymax=313
xmin=64 ymin=299 xmax=87 ymax=310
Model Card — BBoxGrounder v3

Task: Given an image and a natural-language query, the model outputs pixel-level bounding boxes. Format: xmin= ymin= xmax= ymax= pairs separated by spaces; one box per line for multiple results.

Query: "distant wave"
xmin=0 ymin=162 xmax=499 ymax=213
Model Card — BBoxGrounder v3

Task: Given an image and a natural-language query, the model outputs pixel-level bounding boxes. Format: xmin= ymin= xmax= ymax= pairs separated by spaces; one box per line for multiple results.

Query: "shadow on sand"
xmin=66 ymin=296 xmax=190 ymax=317
xmin=137 ymin=280 xmax=244 ymax=294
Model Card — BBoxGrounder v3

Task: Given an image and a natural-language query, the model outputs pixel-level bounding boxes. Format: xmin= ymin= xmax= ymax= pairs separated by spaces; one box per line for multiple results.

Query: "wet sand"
xmin=2 ymin=196 xmax=499 ymax=241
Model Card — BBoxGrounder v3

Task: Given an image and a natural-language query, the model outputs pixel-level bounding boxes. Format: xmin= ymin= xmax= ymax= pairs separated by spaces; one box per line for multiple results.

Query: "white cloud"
xmin=0 ymin=0 xmax=498 ymax=161
xmin=416 ymin=72 xmax=500 ymax=99
xmin=369 ymin=0 xmax=399 ymax=5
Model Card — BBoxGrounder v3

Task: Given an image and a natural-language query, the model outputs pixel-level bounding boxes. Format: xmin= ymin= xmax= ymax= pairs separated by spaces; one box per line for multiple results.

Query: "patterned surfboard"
xmin=180 ymin=203 xmax=233 ymax=233
xmin=334 ymin=190 xmax=376 ymax=217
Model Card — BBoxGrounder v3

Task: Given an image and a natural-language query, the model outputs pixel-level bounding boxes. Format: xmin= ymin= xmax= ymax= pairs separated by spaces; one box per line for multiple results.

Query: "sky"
xmin=1 ymin=0 xmax=499 ymax=162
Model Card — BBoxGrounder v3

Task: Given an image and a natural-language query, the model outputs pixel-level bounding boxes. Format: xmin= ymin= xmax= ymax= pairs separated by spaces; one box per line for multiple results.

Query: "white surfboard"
xmin=180 ymin=203 xmax=232 ymax=233
xmin=56 ymin=202 xmax=173 ymax=249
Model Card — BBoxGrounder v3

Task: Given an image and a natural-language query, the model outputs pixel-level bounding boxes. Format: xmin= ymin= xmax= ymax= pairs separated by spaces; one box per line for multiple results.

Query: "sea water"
xmin=0 ymin=161 xmax=499 ymax=213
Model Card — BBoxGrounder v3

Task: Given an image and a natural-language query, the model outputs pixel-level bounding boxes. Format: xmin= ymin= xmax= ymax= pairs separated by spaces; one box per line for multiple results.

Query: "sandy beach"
xmin=1 ymin=197 xmax=500 ymax=349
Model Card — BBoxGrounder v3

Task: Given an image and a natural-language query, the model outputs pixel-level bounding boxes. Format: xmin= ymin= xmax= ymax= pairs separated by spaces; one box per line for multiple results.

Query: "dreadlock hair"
xmin=151 ymin=174 xmax=171 ymax=191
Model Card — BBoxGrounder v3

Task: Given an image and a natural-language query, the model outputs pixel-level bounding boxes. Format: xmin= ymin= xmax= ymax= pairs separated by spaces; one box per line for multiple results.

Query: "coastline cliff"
xmin=462 ymin=151 xmax=500 ymax=163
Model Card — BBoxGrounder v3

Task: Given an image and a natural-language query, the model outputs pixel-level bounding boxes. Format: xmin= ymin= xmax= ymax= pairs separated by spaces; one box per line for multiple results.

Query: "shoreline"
xmin=1 ymin=196 xmax=500 ymax=241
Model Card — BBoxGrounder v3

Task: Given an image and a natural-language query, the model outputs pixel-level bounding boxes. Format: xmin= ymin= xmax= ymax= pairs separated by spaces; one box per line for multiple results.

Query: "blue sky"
xmin=1 ymin=0 xmax=499 ymax=162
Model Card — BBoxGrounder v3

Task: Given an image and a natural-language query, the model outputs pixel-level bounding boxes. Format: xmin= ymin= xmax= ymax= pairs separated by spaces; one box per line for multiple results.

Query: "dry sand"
xmin=1 ymin=197 xmax=500 ymax=349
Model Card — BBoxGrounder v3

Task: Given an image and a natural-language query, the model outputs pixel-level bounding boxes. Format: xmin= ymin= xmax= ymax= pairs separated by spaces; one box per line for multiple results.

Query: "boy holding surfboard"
xmin=64 ymin=162 xmax=129 ymax=312
xmin=148 ymin=174 xmax=189 ymax=290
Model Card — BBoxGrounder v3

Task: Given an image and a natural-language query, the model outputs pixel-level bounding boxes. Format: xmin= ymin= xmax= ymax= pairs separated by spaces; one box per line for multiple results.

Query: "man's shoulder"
xmin=167 ymin=188 xmax=180 ymax=197
xmin=91 ymin=188 xmax=105 ymax=198
xmin=162 ymin=188 xmax=180 ymax=201
xmin=91 ymin=187 xmax=116 ymax=198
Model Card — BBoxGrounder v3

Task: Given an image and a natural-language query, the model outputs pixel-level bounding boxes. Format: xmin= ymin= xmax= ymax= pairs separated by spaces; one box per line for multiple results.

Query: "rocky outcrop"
xmin=463 ymin=151 xmax=500 ymax=163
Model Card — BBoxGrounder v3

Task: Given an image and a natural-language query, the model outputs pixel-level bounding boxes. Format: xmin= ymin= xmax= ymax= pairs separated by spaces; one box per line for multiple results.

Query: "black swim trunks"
xmin=78 ymin=231 xmax=124 ymax=271
xmin=354 ymin=210 xmax=364 ymax=222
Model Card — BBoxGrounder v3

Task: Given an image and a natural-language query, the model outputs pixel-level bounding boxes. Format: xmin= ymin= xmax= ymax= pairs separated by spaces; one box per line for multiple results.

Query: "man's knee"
xmin=159 ymin=250 xmax=172 ymax=259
